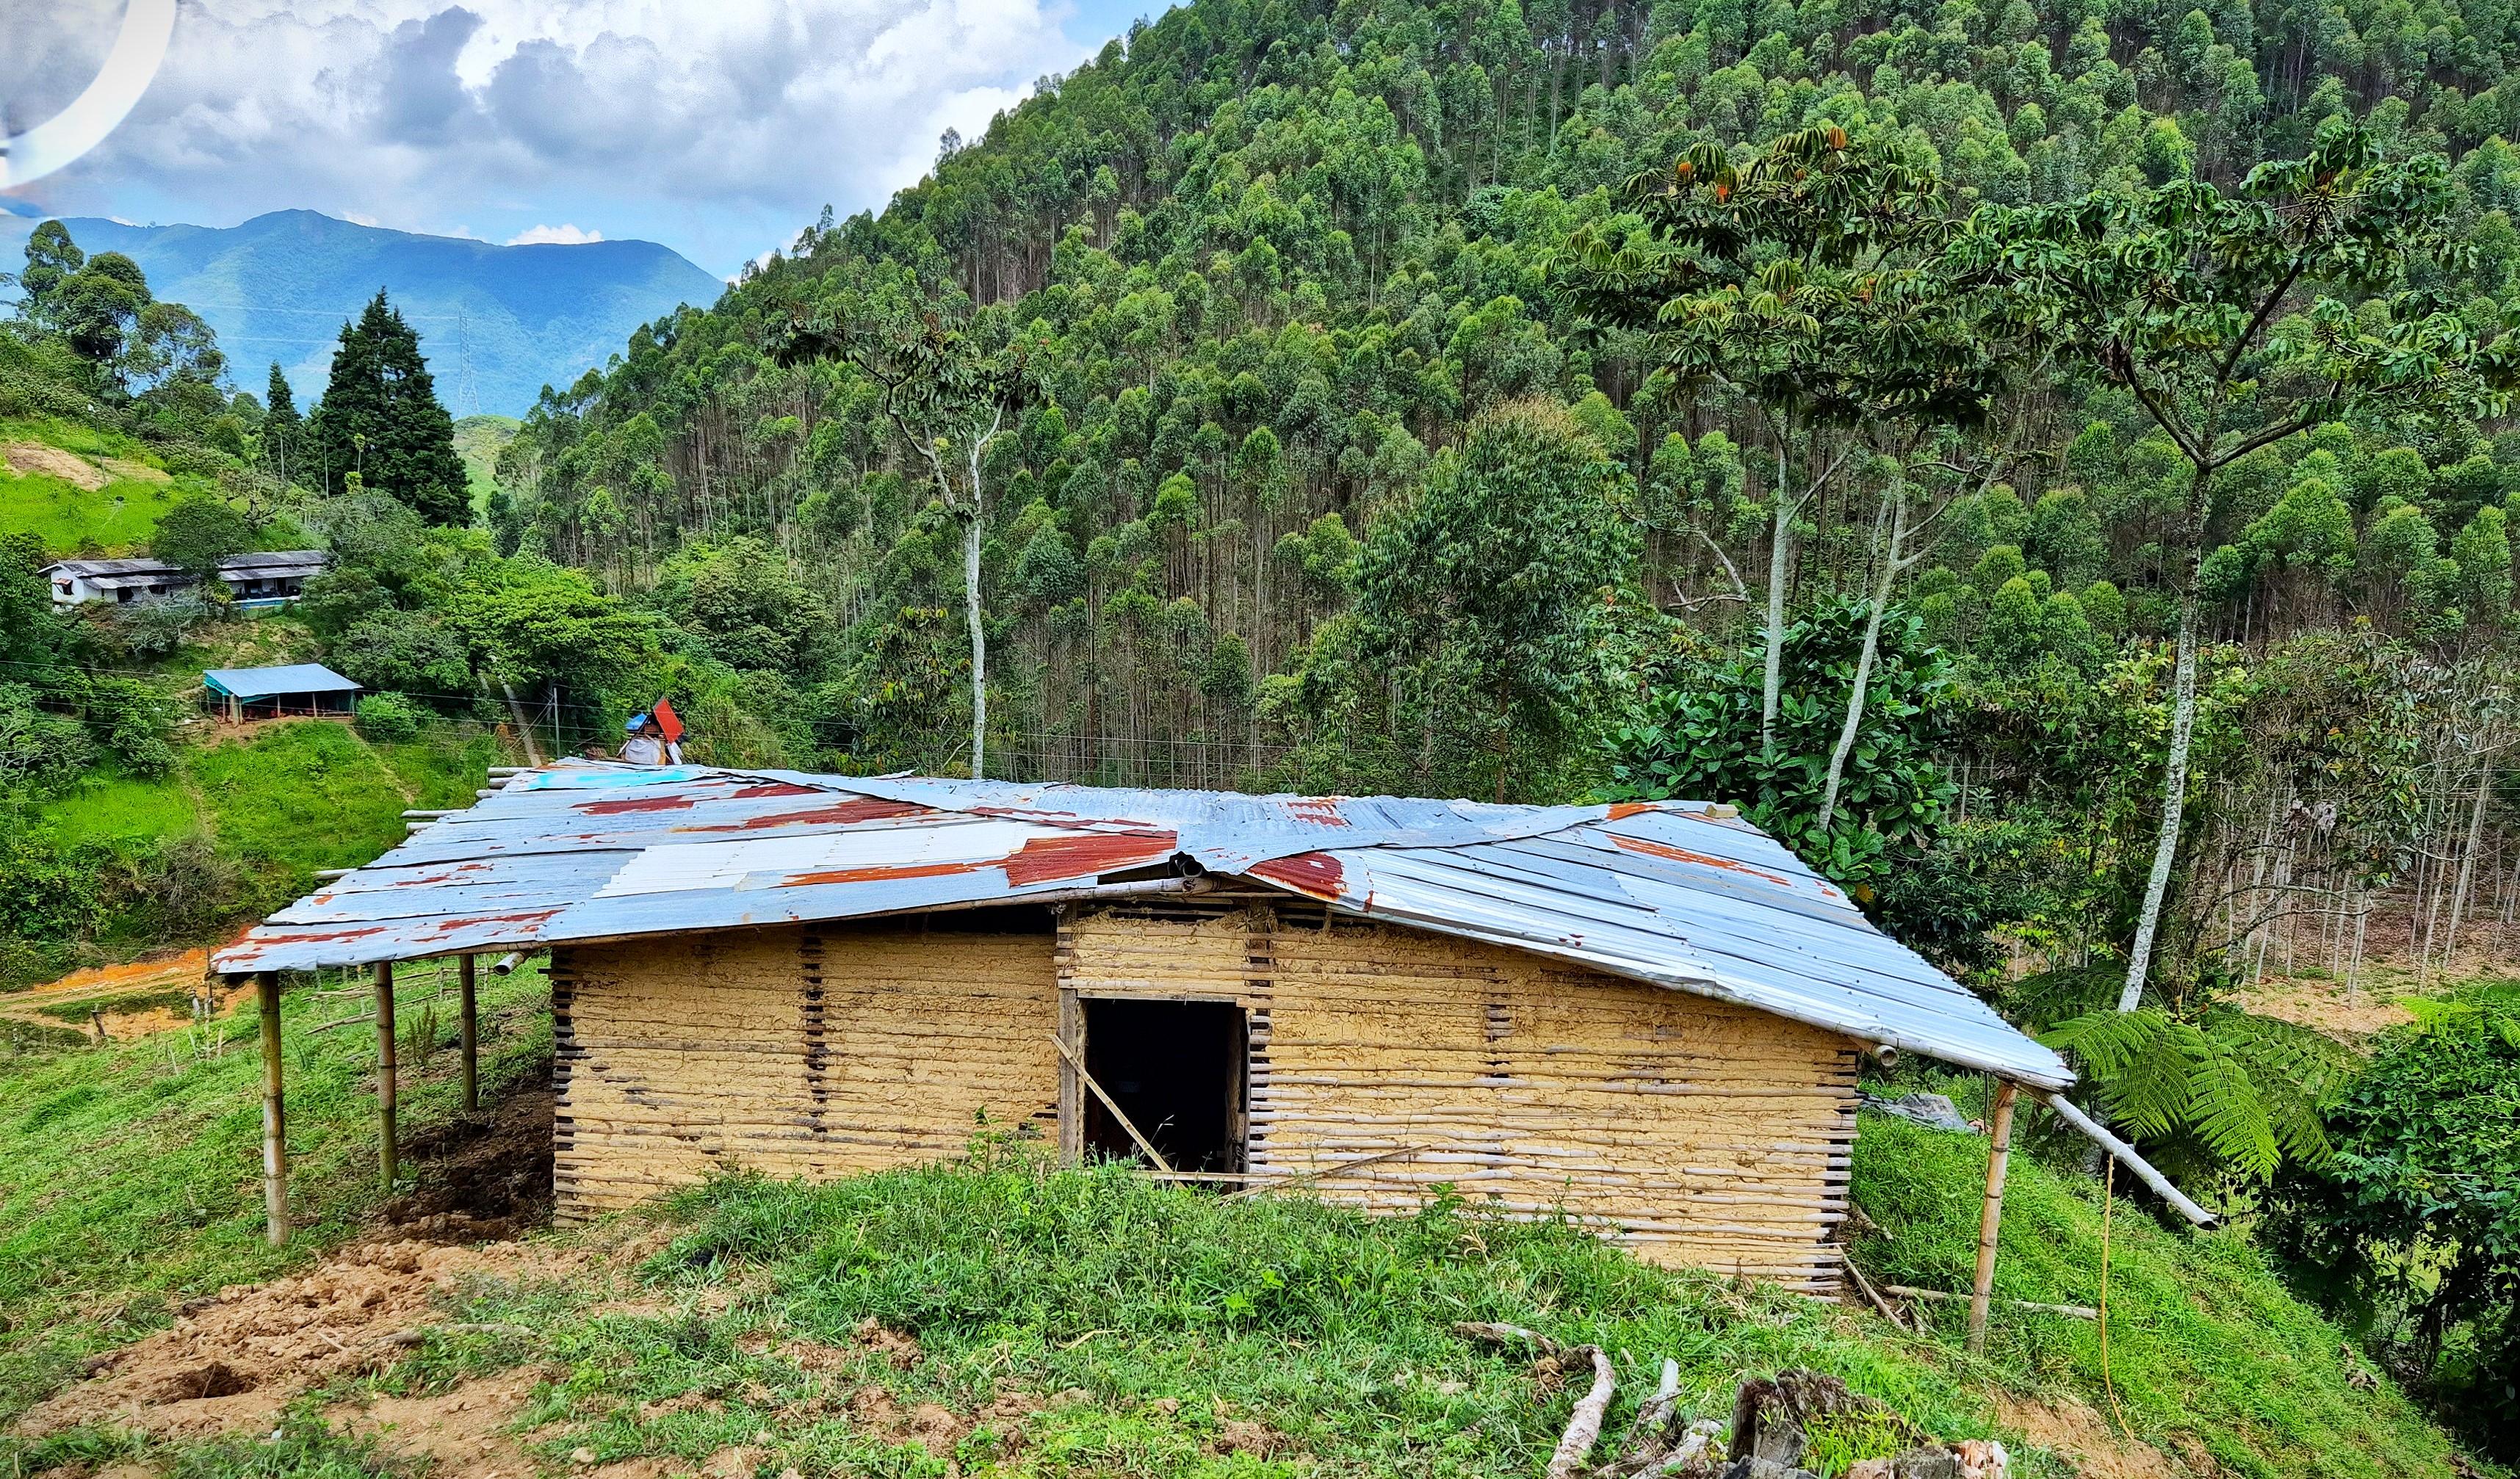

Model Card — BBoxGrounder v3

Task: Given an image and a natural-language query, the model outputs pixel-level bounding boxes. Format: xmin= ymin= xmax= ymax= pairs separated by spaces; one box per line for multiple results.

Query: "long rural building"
xmin=214 ymin=762 xmax=2094 ymax=1296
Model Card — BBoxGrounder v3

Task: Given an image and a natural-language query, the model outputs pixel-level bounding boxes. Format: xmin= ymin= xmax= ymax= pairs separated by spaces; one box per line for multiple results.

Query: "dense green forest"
xmin=5 ymin=0 xmax=2520 ymax=1459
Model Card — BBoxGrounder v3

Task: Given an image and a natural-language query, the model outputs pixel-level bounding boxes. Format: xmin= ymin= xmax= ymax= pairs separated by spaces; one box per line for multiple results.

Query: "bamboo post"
xmin=1967 ymin=1080 xmax=2019 ymax=1354
xmin=375 ymin=961 xmax=398 ymax=1190
xmin=458 ymin=953 xmax=478 ymax=1113
xmin=257 ymin=972 xmax=289 ymax=1245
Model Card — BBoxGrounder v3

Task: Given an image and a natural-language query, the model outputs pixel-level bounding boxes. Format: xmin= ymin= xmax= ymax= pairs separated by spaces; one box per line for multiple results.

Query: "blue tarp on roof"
xmin=202 ymin=664 xmax=361 ymax=700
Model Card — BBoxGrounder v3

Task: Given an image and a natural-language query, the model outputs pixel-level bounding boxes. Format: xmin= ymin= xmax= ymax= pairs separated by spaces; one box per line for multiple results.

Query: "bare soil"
xmin=1 ymin=443 xmax=109 ymax=490
xmin=12 ymin=1239 xmax=583 ymax=1443
xmin=1993 ymin=1390 xmax=2181 ymax=1479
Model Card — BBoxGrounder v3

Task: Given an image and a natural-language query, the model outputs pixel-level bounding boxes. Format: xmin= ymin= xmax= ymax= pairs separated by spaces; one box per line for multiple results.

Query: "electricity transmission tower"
xmin=454 ymin=307 xmax=483 ymax=416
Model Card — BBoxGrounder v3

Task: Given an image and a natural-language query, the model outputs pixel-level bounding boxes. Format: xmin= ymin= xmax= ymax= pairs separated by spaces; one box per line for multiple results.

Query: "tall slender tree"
xmin=1957 ymin=123 xmax=2520 ymax=1009
xmin=773 ymin=268 xmax=1035 ymax=778
xmin=1553 ymin=126 xmax=1999 ymax=754
xmin=265 ymin=362 xmax=301 ymax=492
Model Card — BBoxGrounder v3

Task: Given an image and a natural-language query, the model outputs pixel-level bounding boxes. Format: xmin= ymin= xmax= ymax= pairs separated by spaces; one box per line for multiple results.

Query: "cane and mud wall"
xmin=551 ymin=901 xmax=1855 ymax=1292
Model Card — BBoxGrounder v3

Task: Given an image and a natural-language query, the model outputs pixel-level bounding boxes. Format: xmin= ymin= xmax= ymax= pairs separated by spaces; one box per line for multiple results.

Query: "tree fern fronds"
xmin=2184 ymin=1044 xmax=2282 ymax=1178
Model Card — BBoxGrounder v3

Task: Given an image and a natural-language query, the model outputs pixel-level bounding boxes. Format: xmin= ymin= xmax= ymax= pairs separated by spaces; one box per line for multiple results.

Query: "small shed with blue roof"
xmin=202 ymin=663 xmax=362 ymax=723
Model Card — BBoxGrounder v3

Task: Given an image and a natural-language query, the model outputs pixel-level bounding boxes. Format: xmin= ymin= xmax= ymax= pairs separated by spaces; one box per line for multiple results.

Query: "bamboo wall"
xmin=550 ymin=900 xmax=1857 ymax=1292
xmin=1061 ymin=902 xmax=1857 ymax=1292
xmin=551 ymin=919 xmax=1058 ymax=1221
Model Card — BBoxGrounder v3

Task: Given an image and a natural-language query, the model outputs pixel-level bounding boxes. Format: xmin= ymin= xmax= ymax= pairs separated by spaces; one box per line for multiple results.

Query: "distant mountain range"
xmin=0 ymin=209 xmax=725 ymax=416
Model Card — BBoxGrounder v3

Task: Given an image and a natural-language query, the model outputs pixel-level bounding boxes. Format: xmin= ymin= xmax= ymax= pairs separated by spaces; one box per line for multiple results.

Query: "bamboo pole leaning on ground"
xmin=1968 ymin=1081 xmax=2019 ymax=1354
xmin=257 ymin=971 xmax=288 ymax=1246
xmin=458 ymin=953 xmax=478 ymax=1113
xmin=375 ymin=962 xmax=397 ymax=1189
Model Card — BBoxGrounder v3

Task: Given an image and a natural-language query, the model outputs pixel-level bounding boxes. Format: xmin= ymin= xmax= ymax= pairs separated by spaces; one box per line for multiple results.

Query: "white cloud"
xmin=508 ymin=223 xmax=602 ymax=245
xmin=6 ymin=0 xmax=1102 ymax=275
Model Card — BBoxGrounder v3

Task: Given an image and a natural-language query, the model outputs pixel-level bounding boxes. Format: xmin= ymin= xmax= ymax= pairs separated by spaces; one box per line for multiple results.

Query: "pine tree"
xmin=265 ymin=363 xmax=300 ymax=490
xmin=309 ymin=291 xmax=468 ymax=525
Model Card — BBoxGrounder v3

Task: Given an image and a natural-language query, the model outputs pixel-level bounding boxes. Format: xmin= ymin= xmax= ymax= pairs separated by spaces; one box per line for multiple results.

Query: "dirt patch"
xmin=12 ymin=1240 xmax=576 ymax=1442
xmin=2237 ymin=975 xmax=2415 ymax=1039
xmin=375 ymin=1084 xmax=557 ymax=1243
xmin=98 ymin=457 xmax=170 ymax=485
xmin=16 ymin=1086 xmax=568 ymax=1444
xmin=1993 ymin=1391 xmax=2179 ymax=1479
xmin=336 ymin=1367 xmax=546 ymax=1479
xmin=1 ymin=442 xmax=108 ymax=490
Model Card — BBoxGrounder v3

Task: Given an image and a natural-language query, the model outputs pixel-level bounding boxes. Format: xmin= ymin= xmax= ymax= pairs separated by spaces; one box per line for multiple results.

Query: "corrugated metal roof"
xmin=212 ymin=762 xmax=2070 ymax=1088
xmin=203 ymin=663 xmax=362 ymax=698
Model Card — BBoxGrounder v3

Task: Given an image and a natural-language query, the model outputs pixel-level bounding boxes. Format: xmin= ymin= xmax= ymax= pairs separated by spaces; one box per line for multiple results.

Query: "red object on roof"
xmin=652 ymin=698 xmax=684 ymax=743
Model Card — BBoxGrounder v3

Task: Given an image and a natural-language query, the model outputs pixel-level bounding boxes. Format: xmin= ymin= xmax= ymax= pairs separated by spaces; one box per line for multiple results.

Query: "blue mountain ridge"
xmin=0 ymin=209 xmax=726 ymax=416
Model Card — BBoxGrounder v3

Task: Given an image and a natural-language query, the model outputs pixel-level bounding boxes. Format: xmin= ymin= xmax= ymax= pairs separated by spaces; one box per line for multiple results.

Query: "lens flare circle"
xmin=1 ymin=0 xmax=178 ymax=191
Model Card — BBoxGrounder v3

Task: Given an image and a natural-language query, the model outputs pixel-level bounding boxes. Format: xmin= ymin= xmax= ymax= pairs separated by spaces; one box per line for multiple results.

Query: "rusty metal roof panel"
xmin=211 ymin=761 xmax=2068 ymax=1087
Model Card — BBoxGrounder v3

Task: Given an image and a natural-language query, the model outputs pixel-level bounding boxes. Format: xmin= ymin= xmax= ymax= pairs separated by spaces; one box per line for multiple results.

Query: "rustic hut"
xmin=202 ymin=663 xmax=361 ymax=723
xmin=216 ymin=762 xmax=2203 ymax=1320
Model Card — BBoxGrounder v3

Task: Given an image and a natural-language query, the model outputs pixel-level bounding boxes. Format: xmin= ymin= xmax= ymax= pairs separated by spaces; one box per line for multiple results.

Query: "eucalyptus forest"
xmin=6 ymin=0 xmax=2520 ymax=1461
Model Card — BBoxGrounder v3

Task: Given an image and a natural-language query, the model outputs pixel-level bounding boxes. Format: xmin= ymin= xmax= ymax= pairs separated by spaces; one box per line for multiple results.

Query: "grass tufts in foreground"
xmin=369 ymin=1124 xmax=2453 ymax=1479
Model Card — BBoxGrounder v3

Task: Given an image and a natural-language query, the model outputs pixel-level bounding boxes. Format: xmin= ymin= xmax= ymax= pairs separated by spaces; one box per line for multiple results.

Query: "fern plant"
xmin=2402 ymin=980 xmax=2520 ymax=1047
xmin=2040 ymin=1007 xmax=2351 ymax=1179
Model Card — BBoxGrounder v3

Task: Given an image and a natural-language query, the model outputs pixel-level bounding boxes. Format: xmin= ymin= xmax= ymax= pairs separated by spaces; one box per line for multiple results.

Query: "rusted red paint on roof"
xmin=1610 ymin=833 xmax=1791 ymax=887
xmin=577 ymin=793 xmax=698 ymax=814
xmin=1000 ymin=831 xmax=1177 ymax=886
xmin=1249 ymin=852 xmax=1346 ymax=899
xmin=1284 ymin=797 xmax=1351 ymax=826
xmin=677 ymin=797 xmax=932 ymax=832
xmin=1606 ymin=801 xmax=1663 ymax=820
xmin=732 ymin=782 xmax=822 ymax=800
xmin=781 ymin=861 xmax=977 ymax=887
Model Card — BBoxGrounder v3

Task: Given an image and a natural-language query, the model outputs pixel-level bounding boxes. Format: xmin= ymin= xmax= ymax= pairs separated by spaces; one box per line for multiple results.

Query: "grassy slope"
xmin=37 ymin=721 xmax=499 ymax=868
xmin=0 ymin=963 xmax=555 ymax=1422
xmin=0 ymin=416 xmax=189 ymax=554
xmin=455 ymin=413 xmax=519 ymax=518
xmin=0 ymin=1041 xmax=2461 ymax=1478
xmin=1850 ymin=1108 xmax=2441 ymax=1478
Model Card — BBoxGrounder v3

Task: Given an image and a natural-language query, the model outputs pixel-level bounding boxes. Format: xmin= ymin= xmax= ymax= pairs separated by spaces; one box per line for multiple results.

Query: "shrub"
xmin=355 ymin=692 xmax=425 ymax=743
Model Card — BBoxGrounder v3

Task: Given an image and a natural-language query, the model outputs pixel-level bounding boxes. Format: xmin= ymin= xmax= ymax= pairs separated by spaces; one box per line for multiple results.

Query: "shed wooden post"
xmin=1967 ymin=1080 xmax=2021 ymax=1353
xmin=374 ymin=961 xmax=398 ymax=1189
xmin=458 ymin=952 xmax=478 ymax=1113
xmin=256 ymin=971 xmax=289 ymax=1245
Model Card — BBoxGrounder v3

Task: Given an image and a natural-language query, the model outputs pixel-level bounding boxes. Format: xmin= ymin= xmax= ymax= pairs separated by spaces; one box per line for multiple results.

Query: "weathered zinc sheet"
xmin=212 ymin=762 xmax=2071 ymax=1088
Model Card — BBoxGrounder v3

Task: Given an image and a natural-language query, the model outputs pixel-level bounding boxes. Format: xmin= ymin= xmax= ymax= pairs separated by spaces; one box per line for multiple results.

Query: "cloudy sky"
xmin=1 ymin=0 xmax=1149 ymax=277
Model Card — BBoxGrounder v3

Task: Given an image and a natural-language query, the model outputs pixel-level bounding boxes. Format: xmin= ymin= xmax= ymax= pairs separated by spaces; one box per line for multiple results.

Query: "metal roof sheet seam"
xmin=212 ymin=760 xmax=2071 ymax=1089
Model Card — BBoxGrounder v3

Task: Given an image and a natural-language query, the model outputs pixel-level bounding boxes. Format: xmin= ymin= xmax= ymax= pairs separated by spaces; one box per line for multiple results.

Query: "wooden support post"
xmin=257 ymin=972 xmax=289 ymax=1246
xmin=458 ymin=953 xmax=479 ymax=1113
xmin=1057 ymin=988 xmax=1083 ymax=1162
xmin=374 ymin=961 xmax=398 ymax=1190
xmin=1967 ymin=1080 xmax=2020 ymax=1353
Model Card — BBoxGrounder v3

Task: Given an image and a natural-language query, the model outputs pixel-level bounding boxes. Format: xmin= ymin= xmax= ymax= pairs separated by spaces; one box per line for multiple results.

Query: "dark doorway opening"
xmin=1083 ymin=999 xmax=1244 ymax=1174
